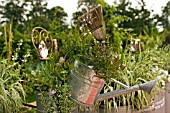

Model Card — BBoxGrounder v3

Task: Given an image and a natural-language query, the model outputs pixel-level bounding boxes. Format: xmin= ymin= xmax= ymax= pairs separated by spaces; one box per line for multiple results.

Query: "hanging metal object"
xmin=79 ymin=5 xmax=106 ymax=42
xmin=68 ymin=58 xmax=157 ymax=107
xmin=31 ymin=27 xmax=57 ymax=60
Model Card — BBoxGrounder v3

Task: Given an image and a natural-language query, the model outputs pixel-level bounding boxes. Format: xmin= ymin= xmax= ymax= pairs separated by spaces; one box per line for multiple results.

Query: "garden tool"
xmin=68 ymin=59 xmax=157 ymax=107
xmin=79 ymin=5 xmax=106 ymax=42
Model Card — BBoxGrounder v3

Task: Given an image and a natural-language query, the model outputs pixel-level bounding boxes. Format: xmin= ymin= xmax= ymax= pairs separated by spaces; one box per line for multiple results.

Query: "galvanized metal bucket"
xmin=68 ymin=58 xmax=105 ymax=107
xmin=68 ymin=56 xmax=157 ymax=107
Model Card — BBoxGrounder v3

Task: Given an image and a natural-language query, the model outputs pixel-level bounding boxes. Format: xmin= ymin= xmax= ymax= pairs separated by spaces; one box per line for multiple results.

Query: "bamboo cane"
xmin=6 ymin=24 xmax=13 ymax=61
xmin=3 ymin=24 xmax=7 ymax=47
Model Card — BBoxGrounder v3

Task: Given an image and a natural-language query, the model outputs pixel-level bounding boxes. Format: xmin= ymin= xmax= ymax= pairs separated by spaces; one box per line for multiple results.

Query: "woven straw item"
xmin=80 ymin=5 xmax=106 ymax=41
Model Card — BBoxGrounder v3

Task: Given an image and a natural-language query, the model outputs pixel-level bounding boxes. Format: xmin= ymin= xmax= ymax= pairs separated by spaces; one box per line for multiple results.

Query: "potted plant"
xmin=103 ymin=42 xmax=170 ymax=113
xmin=66 ymin=35 xmax=166 ymax=113
xmin=103 ymin=48 xmax=165 ymax=113
xmin=79 ymin=45 xmax=166 ymax=112
xmin=27 ymin=56 xmax=76 ymax=113
xmin=64 ymin=5 xmax=161 ymax=113
xmin=157 ymin=45 xmax=170 ymax=113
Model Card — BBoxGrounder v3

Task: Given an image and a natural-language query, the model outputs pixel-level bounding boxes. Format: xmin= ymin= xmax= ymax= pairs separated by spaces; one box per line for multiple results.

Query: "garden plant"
xmin=0 ymin=0 xmax=170 ymax=113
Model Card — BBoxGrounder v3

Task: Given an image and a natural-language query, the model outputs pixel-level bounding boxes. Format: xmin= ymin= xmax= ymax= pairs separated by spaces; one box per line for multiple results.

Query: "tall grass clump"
xmin=0 ymin=59 xmax=25 ymax=113
xmin=102 ymin=46 xmax=167 ymax=112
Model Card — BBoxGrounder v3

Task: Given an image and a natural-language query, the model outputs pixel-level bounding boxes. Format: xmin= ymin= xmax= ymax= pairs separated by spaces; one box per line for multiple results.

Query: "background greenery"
xmin=0 ymin=0 xmax=170 ymax=112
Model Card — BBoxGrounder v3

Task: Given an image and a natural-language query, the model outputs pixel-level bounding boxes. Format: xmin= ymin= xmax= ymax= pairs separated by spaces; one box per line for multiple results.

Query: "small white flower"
xmin=152 ymin=66 xmax=159 ymax=72
xmin=88 ymin=20 xmax=92 ymax=24
xmin=163 ymin=70 xmax=168 ymax=75
xmin=31 ymin=70 xmax=36 ymax=75
xmin=157 ymin=76 xmax=162 ymax=80
xmin=159 ymin=69 xmax=169 ymax=78
xmin=168 ymin=76 xmax=170 ymax=82
xmin=17 ymin=40 xmax=23 ymax=46
xmin=16 ymin=48 xmax=20 ymax=51
xmin=74 ymin=60 xmax=79 ymax=68
xmin=130 ymin=46 xmax=135 ymax=51
xmin=135 ymin=39 xmax=141 ymax=45
xmin=161 ymin=80 xmax=165 ymax=86
xmin=25 ymin=53 xmax=30 ymax=57
xmin=21 ymin=59 xmax=27 ymax=63
xmin=159 ymin=69 xmax=165 ymax=73
xmin=114 ymin=24 xmax=118 ymax=27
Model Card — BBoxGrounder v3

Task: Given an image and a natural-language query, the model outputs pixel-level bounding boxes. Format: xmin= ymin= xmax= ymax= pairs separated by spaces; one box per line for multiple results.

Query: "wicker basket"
xmin=80 ymin=5 xmax=106 ymax=42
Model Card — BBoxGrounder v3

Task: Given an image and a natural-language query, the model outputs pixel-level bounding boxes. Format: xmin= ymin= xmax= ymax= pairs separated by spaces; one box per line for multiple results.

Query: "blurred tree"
xmin=47 ymin=6 xmax=68 ymax=35
xmin=115 ymin=0 xmax=156 ymax=35
xmin=78 ymin=0 xmax=98 ymax=9
xmin=26 ymin=0 xmax=48 ymax=18
xmin=25 ymin=0 xmax=49 ymax=29
xmin=0 ymin=0 xmax=26 ymax=31
xmin=72 ymin=0 xmax=108 ymax=25
xmin=71 ymin=9 xmax=86 ymax=26
xmin=159 ymin=1 xmax=170 ymax=31
xmin=47 ymin=6 xmax=69 ymax=51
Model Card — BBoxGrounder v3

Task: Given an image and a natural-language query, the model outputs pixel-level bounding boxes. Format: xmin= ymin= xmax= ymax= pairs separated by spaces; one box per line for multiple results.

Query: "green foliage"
xmin=78 ymin=0 xmax=99 ymax=9
xmin=103 ymin=48 xmax=159 ymax=111
xmin=0 ymin=59 xmax=25 ymax=113
xmin=27 ymin=0 xmax=48 ymax=18
xmin=0 ymin=26 xmax=5 ymax=56
xmin=72 ymin=10 xmax=86 ymax=25
xmin=159 ymin=1 xmax=170 ymax=30
xmin=114 ymin=0 xmax=157 ymax=35
xmin=163 ymin=46 xmax=170 ymax=72
xmin=48 ymin=6 xmax=68 ymax=37
xmin=0 ymin=0 xmax=170 ymax=112
xmin=71 ymin=42 xmax=125 ymax=80
xmin=41 ymin=82 xmax=75 ymax=113
xmin=26 ymin=16 xmax=50 ymax=30
xmin=0 ymin=1 xmax=25 ymax=31
xmin=154 ymin=46 xmax=170 ymax=73
xmin=101 ymin=4 xmax=132 ymax=52
xmin=27 ymin=57 xmax=75 ymax=112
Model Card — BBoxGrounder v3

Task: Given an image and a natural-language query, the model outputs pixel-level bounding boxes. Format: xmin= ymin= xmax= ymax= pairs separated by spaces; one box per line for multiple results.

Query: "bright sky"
xmin=47 ymin=0 xmax=169 ymax=24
